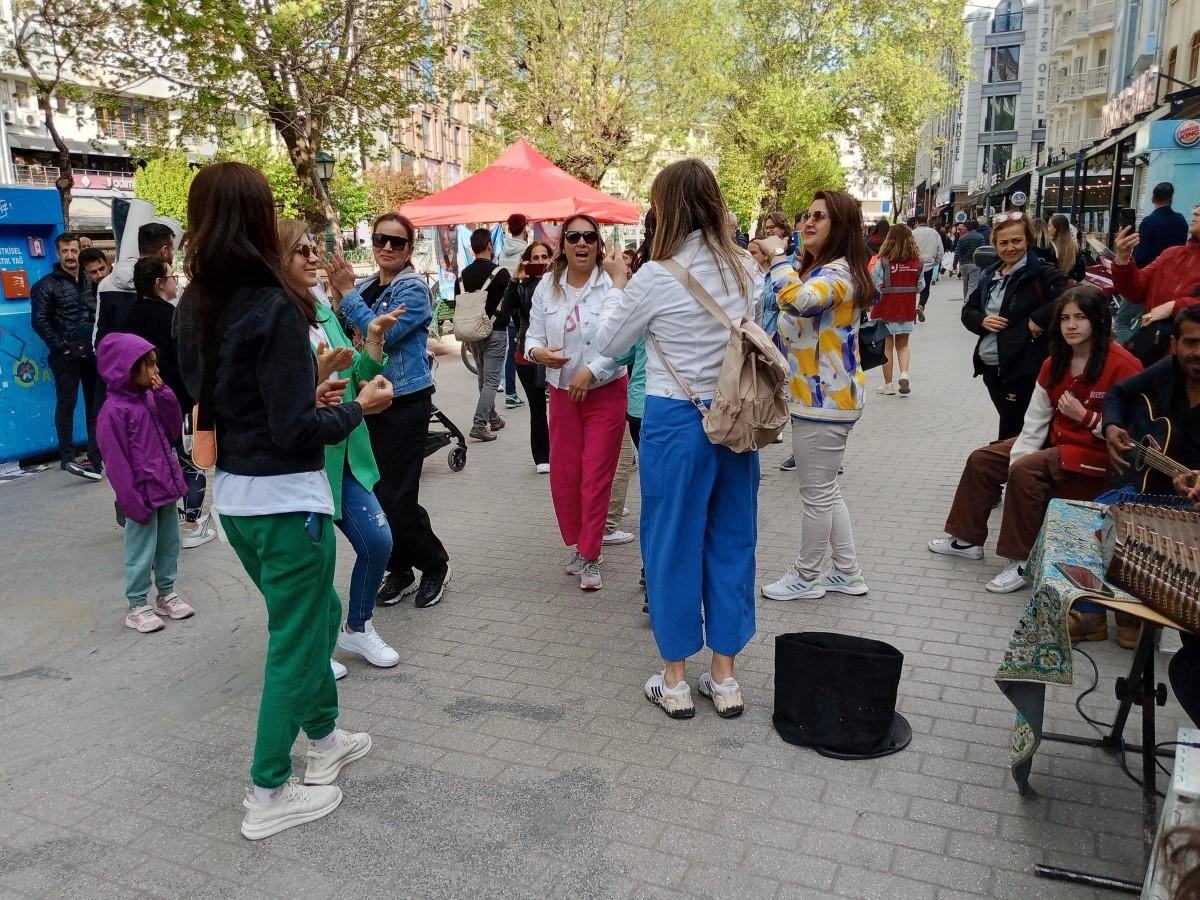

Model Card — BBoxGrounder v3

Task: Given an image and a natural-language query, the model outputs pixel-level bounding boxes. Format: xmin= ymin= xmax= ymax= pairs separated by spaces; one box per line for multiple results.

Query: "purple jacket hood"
xmin=98 ymin=332 xmax=155 ymax=394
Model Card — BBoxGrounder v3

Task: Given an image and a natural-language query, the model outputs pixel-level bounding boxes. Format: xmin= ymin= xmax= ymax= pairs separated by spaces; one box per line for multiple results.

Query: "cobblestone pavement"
xmin=0 ymin=275 xmax=1189 ymax=899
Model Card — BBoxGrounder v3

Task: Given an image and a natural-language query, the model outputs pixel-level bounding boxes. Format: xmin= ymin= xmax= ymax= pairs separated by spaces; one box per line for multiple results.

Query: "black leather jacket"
xmin=30 ymin=264 xmax=90 ymax=355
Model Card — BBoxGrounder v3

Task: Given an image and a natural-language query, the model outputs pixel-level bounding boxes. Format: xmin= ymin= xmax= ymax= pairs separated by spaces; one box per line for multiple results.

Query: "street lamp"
xmin=315 ymin=150 xmax=336 ymax=253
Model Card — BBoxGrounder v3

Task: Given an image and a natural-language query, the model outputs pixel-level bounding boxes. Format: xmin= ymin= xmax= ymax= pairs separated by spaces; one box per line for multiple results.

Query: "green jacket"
xmin=313 ymin=301 xmax=385 ymax=519
xmin=612 ymin=336 xmax=646 ymax=419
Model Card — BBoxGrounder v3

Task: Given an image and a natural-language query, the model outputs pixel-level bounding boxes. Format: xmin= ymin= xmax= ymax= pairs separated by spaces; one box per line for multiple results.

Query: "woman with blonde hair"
xmin=598 ymin=159 xmax=761 ymax=720
xmin=524 ymin=214 xmax=627 ymax=592
xmin=869 ymin=222 xmax=922 ymax=396
xmin=277 ymin=218 xmax=401 ymax=676
xmin=1047 ymin=213 xmax=1084 ymax=280
xmin=758 ymin=190 xmax=875 ymax=603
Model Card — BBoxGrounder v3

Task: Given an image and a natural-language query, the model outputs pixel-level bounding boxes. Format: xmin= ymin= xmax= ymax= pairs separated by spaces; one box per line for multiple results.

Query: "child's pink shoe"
xmin=154 ymin=593 xmax=194 ymax=620
xmin=126 ymin=605 xmax=165 ymax=633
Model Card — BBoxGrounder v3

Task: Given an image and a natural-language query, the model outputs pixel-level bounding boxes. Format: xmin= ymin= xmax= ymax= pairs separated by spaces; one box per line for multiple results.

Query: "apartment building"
xmin=1044 ymin=0 xmax=1115 ymax=160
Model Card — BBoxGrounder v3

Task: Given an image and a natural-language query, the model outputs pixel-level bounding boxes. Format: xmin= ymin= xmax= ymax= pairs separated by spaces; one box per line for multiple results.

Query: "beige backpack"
xmin=452 ymin=269 xmax=500 ymax=342
xmin=649 ymin=259 xmax=789 ymax=452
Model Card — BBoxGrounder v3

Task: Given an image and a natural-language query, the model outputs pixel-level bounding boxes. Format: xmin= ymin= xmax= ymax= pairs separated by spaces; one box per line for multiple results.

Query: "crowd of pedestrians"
xmin=28 ymin=151 xmax=1200 ymax=844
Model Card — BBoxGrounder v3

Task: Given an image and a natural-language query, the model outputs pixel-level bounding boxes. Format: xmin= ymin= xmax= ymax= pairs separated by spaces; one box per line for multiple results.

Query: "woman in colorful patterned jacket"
xmin=758 ymin=189 xmax=876 ymax=602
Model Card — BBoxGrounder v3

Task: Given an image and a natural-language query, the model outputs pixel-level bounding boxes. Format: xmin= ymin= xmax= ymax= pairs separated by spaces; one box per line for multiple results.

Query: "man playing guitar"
xmin=1104 ymin=306 xmax=1200 ymax=508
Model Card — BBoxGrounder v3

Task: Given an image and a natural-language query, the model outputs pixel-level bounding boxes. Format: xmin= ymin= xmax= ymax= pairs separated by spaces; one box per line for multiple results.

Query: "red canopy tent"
xmin=398 ymin=139 xmax=641 ymax=226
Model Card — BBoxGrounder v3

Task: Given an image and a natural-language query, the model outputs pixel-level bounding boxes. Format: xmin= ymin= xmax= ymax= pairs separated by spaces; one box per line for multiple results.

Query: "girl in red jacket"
xmin=928 ymin=284 xmax=1142 ymax=593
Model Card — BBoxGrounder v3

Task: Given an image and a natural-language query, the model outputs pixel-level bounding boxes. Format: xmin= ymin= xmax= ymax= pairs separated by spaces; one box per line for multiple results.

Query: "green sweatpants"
xmin=221 ymin=511 xmax=341 ymax=788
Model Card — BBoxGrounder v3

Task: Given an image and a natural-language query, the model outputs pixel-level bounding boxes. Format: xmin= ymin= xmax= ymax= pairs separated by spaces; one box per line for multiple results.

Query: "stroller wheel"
xmin=460 ymin=343 xmax=478 ymax=375
xmin=448 ymin=445 xmax=467 ymax=472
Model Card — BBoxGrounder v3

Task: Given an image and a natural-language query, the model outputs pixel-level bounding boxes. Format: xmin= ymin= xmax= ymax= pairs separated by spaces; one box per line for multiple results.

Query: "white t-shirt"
xmin=212 ymin=470 xmax=335 ymax=517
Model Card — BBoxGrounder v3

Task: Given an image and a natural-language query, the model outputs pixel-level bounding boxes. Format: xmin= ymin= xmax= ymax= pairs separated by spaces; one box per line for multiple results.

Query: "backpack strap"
xmin=659 ymin=259 xmax=744 ymax=331
xmin=646 ymin=330 xmax=705 ymax=412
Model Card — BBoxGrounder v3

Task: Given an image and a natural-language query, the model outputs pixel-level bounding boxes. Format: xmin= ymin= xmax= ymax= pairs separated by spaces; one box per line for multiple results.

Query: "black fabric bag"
xmin=858 ymin=316 xmax=889 ymax=371
xmin=773 ymin=632 xmax=912 ymax=760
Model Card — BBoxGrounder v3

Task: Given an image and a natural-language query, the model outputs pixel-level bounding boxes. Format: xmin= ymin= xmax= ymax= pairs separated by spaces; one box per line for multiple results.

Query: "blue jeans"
xmin=124 ymin=502 xmax=180 ymax=608
xmin=504 ymin=321 xmax=518 ymax=395
xmin=640 ymin=396 xmax=759 ymax=661
xmin=335 ymin=473 xmax=392 ymax=631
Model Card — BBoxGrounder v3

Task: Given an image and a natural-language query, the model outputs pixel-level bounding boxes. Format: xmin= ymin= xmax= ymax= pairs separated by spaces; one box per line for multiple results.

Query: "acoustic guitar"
xmin=1126 ymin=392 xmax=1200 ymax=494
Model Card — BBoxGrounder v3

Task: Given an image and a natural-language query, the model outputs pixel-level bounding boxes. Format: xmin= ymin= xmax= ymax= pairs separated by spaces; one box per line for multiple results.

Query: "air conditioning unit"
xmin=3 ymin=111 xmax=13 ymax=125
xmin=22 ymin=112 xmax=37 ymax=127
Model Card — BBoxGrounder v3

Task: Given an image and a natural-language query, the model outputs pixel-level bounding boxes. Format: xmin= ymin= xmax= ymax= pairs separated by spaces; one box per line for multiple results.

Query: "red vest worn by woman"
xmin=870 ymin=257 xmax=921 ymax=322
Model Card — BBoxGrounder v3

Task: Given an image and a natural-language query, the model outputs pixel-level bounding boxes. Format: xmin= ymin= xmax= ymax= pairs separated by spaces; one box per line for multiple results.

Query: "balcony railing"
xmin=1056 ymin=0 xmax=1115 ymax=43
xmin=14 ymin=164 xmax=136 ymax=190
xmin=1053 ymin=66 xmax=1110 ymax=103
xmin=97 ymin=120 xmax=154 ymax=142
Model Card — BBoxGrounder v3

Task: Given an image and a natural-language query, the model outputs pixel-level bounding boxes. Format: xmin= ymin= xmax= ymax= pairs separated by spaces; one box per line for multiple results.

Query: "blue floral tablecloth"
xmin=993 ymin=499 xmax=1139 ymax=794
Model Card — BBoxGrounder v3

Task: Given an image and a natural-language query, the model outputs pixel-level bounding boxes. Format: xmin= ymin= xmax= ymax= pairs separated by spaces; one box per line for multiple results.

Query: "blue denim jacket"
xmin=340 ymin=268 xmax=434 ymax=397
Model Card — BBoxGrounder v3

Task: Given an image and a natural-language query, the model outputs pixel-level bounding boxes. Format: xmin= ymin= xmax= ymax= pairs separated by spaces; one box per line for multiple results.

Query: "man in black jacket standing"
xmin=30 ymin=232 xmax=102 ymax=480
xmin=1135 ymin=182 xmax=1189 ymax=268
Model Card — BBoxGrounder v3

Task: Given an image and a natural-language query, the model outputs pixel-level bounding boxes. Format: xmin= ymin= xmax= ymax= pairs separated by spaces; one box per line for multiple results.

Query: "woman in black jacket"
xmin=501 ymin=240 xmax=553 ymax=472
xmin=962 ymin=212 xmax=1073 ymax=439
xmin=175 ymin=162 xmax=394 ymax=842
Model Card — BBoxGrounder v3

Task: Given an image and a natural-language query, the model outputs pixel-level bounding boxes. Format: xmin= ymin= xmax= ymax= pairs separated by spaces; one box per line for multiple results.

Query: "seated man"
xmin=1104 ymin=306 xmax=1200 ymax=723
xmin=930 ymin=286 xmax=1141 ymax=596
xmin=1111 ymin=205 xmax=1200 ymax=366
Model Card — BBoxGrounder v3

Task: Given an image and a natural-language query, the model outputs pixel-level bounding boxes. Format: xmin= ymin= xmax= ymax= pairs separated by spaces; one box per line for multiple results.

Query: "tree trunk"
xmin=39 ymin=92 xmax=73 ymax=228
xmin=268 ymin=103 xmax=339 ymax=235
xmin=889 ymin=159 xmax=898 ymax=222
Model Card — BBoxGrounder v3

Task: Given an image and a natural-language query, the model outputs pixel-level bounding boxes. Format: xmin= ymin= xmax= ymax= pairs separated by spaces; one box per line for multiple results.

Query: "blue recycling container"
xmin=0 ymin=186 xmax=70 ymax=463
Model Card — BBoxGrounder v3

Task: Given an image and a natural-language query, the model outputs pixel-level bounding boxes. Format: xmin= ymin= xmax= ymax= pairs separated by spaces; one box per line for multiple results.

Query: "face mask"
xmin=525 ymin=262 xmax=548 ymax=277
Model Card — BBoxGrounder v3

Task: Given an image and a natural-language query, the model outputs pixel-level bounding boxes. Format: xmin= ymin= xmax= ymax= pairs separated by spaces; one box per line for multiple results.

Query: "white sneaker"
xmin=303 ymin=729 xmax=373 ymax=785
xmin=579 ymin=560 xmax=602 ymax=591
xmin=181 ymin=517 xmax=217 ymax=549
xmin=336 ymin=621 xmax=399 ymax=667
xmin=535 ymin=463 xmax=550 ymax=475
xmin=602 ymin=529 xmax=635 ymax=545
xmin=927 ymin=537 xmax=984 ymax=560
xmin=240 ymin=778 xmax=342 ymax=840
xmin=761 ymin=568 xmax=825 ymax=601
xmin=564 ymin=551 xmax=601 ymax=576
xmin=820 ymin=569 xmax=869 ymax=596
xmin=898 ymin=373 xmax=911 ymax=395
xmin=644 ymin=671 xmax=695 ymax=719
xmin=877 ymin=384 xmax=896 ymax=395
xmin=697 ymin=673 xmax=744 ymax=718
xmin=986 ymin=560 xmax=1030 ymax=594
xmin=331 ymin=659 xmax=347 ymax=681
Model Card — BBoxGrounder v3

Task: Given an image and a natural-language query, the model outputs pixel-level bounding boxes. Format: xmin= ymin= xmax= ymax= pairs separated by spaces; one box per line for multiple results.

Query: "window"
xmin=1097 ymin=48 xmax=1107 ymax=69
xmin=1168 ymin=47 xmax=1178 ymax=80
xmin=993 ymin=0 xmax=1022 ymax=33
xmin=54 ymin=95 xmax=67 ymax=114
xmin=989 ymin=46 xmax=1020 ymax=82
xmin=985 ymin=95 xmax=1017 ymax=131
xmin=982 ymin=144 xmax=1013 ymax=177
xmin=1191 ymin=32 xmax=1200 ymax=81
xmin=421 ymin=114 xmax=432 ymax=151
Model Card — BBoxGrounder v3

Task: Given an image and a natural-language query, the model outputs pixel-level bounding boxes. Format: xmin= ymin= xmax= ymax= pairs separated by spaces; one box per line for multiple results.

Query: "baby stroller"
xmin=424 ymin=349 xmax=468 ymax=472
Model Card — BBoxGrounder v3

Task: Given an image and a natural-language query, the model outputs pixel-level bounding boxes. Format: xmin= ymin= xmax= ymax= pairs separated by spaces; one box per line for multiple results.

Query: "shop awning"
xmin=398 ymin=139 xmax=641 ymax=226
xmin=987 ymin=170 xmax=1031 ymax=200
xmin=8 ymin=134 xmax=101 ymax=155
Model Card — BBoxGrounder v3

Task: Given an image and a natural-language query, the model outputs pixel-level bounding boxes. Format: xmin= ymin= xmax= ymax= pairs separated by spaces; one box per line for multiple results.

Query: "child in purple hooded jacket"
xmin=96 ymin=332 xmax=193 ymax=633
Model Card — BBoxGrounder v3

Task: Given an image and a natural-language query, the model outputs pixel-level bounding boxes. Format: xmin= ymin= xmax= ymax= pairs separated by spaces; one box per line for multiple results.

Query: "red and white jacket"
xmin=1010 ymin=342 xmax=1142 ymax=476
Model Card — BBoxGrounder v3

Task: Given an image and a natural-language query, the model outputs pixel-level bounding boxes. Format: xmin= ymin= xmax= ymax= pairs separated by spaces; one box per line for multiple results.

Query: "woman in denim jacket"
xmin=337 ymin=213 xmax=451 ymax=610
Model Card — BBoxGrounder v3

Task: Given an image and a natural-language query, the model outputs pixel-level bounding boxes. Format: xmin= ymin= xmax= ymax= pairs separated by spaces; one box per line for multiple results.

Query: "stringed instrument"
xmin=1126 ymin=393 xmax=1200 ymax=494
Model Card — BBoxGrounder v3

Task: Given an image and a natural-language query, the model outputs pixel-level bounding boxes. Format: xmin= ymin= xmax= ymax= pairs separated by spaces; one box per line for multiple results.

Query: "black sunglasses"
xmin=372 ymin=233 xmax=411 ymax=251
xmin=564 ymin=230 xmax=598 ymax=246
xmin=799 ymin=210 xmax=828 ymax=223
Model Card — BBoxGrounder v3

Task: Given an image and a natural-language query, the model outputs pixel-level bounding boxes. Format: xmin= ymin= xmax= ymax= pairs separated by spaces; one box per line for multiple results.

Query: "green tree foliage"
xmin=140 ymin=0 xmax=434 ymax=229
xmin=133 ymin=152 xmax=195 ymax=225
xmin=470 ymin=0 xmax=737 ymax=186
xmin=215 ymin=134 xmax=304 ymax=218
xmin=329 ymin=168 xmax=374 ymax=228
xmin=715 ymin=0 xmax=968 ymax=227
xmin=363 ymin=167 xmax=431 ymax=215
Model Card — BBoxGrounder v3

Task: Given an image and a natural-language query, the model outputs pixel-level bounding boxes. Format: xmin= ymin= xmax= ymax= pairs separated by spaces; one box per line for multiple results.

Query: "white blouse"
xmin=524 ymin=267 xmax=625 ymax=389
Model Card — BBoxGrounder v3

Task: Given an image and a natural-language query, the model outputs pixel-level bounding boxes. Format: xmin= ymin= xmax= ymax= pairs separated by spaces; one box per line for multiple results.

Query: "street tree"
xmin=4 ymin=0 xmax=137 ymax=225
xmin=470 ymin=0 xmax=736 ymax=186
xmin=133 ymin=151 xmax=195 ymax=225
xmin=363 ymin=167 xmax=431 ymax=215
xmin=140 ymin=0 xmax=434 ymax=230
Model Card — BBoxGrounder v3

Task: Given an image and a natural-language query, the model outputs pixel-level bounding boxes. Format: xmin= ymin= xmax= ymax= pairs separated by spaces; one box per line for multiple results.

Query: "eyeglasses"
xmin=294 ymin=244 xmax=318 ymax=259
xmin=564 ymin=230 xmax=598 ymax=246
xmin=799 ymin=211 xmax=828 ymax=224
xmin=992 ymin=211 xmax=1026 ymax=225
xmin=372 ymin=233 xmax=411 ymax=251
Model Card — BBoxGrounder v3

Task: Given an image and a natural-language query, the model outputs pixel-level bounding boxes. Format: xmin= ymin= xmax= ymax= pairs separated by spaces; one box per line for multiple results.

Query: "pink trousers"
xmin=548 ymin=376 xmax=628 ymax=560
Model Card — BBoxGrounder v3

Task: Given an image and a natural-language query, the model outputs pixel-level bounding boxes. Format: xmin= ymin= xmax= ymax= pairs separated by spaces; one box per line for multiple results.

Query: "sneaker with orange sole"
xmin=1115 ymin=612 xmax=1141 ymax=649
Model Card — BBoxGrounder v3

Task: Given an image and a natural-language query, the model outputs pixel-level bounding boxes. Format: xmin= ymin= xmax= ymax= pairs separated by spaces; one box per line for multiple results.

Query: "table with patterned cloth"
xmin=994 ymin=499 xmax=1143 ymax=794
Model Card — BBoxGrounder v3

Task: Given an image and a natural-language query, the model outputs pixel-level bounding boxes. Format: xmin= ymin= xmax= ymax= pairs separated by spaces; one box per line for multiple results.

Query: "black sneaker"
xmin=62 ymin=460 xmax=102 ymax=481
xmin=377 ymin=569 xmax=418 ymax=606
xmin=414 ymin=566 xmax=451 ymax=609
xmin=917 ymin=306 xmax=926 ymax=323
